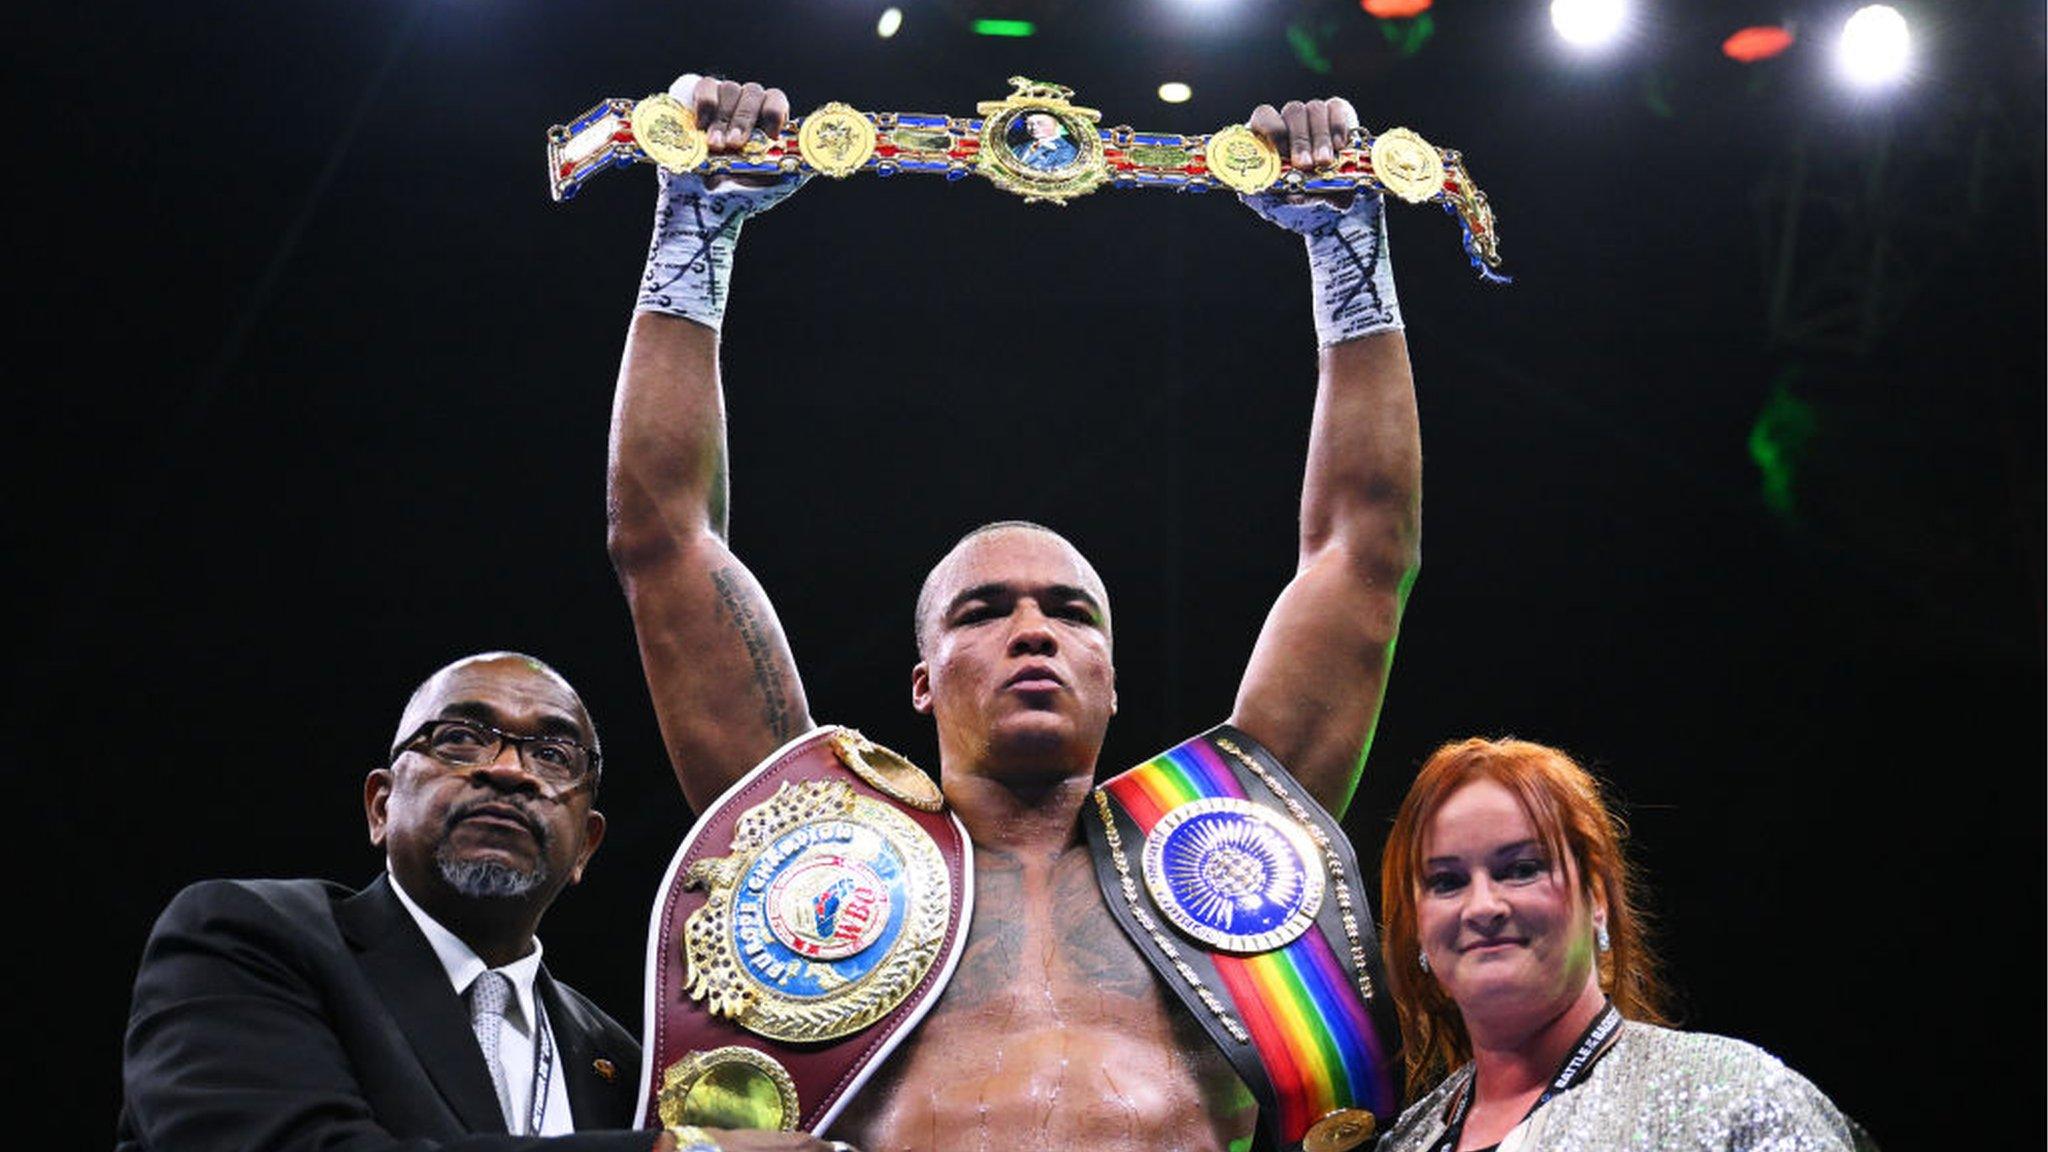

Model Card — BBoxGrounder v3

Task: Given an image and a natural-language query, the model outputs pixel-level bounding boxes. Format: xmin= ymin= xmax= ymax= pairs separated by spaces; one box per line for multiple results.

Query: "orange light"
xmin=1362 ymin=0 xmax=1433 ymax=18
xmin=1722 ymin=25 xmax=1795 ymax=62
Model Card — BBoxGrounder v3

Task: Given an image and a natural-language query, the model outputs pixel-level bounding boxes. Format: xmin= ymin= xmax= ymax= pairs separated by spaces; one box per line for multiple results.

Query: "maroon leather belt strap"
xmin=633 ymin=726 xmax=973 ymax=1135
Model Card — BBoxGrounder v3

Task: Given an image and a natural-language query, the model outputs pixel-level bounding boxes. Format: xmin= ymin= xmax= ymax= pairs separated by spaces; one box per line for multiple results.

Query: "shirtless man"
xmin=613 ymin=77 xmax=1420 ymax=1152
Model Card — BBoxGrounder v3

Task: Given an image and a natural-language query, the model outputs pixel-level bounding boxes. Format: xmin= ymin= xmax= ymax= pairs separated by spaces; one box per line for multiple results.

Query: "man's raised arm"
xmin=607 ymin=77 xmax=814 ymax=814
xmin=1228 ymin=98 xmax=1423 ymax=818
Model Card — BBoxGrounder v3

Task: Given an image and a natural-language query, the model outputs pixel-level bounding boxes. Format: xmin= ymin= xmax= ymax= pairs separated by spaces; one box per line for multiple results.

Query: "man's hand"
xmin=1249 ymin=96 xmax=1359 ymax=171
xmin=1245 ymin=97 xmax=1361 ymax=213
xmin=1237 ymin=94 xmax=1398 ymax=346
xmin=635 ymin=74 xmax=807 ymax=330
xmin=671 ymin=74 xmax=792 ymax=157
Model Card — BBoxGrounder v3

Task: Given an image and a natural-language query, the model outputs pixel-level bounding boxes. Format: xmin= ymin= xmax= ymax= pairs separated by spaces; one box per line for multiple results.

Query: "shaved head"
xmin=390 ymin=651 xmax=598 ymax=760
xmin=914 ymin=521 xmax=1111 ymax=657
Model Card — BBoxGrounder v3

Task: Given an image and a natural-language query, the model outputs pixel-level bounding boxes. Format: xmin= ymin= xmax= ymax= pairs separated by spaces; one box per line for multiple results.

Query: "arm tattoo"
xmin=709 ymin=564 xmax=796 ymax=740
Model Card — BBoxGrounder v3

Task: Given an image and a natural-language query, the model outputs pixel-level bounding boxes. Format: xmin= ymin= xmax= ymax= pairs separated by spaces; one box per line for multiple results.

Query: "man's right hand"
xmin=634 ymin=73 xmax=807 ymax=331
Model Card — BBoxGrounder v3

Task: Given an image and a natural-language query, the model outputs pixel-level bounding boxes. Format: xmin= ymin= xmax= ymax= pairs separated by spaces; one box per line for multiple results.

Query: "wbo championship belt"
xmin=1086 ymin=724 xmax=1400 ymax=1152
xmin=634 ymin=726 xmax=972 ymax=1135
xmin=547 ymin=75 xmax=1505 ymax=280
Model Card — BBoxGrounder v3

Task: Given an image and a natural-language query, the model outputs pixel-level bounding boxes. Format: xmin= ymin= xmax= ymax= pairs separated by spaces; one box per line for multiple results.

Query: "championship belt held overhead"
xmin=547 ymin=76 xmax=1506 ymax=279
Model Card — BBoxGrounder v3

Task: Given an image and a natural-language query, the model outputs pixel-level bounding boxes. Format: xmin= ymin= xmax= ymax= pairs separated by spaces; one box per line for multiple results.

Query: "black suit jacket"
xmin=117 ymin=875 xmax=652 ymax=1151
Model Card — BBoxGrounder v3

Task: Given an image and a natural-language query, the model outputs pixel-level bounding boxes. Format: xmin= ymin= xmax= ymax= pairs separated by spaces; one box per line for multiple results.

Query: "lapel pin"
xmin=593 ymin=1058 xmax=617 ymax=1082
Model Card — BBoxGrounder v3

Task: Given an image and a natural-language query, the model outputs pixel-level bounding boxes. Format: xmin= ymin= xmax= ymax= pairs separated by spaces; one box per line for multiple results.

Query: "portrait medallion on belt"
xmin=974 ymin=76 xmax=1109 ymax=205
xmin=682 ymin=779 xmax=951 ymax=1042
xmin=1139 ymin=797 xmax=1326 ymax=954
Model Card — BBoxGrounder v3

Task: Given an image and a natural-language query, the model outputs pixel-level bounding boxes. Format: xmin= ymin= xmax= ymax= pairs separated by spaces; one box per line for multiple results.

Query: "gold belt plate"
xmin=1368 ymin=127 xmax=1446 ymax=205
xmin=631 ymin=93 xmax=707 ymax=173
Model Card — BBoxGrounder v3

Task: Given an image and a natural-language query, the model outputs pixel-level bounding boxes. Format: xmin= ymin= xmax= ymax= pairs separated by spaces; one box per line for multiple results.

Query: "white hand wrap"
xmin=1243 ymin=190 xmax=1402 ymax=347
xmin=635 ymin=168 xmax=808 ymax=332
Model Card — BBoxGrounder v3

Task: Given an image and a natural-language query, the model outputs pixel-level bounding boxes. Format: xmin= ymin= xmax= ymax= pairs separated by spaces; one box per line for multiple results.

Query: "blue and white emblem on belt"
xmin=1139 ymin=797 xmax=1326 ymax=954
xmin=682 ymin=780 xmax=952 ymax=1044
xmin=738 ymin=821 xmax=904 ymax=991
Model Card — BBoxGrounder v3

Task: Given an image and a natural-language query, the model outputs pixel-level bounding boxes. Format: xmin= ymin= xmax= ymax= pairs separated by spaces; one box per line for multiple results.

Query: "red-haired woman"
xmin=1372 ymin=738 xmax=1864 ymax=1151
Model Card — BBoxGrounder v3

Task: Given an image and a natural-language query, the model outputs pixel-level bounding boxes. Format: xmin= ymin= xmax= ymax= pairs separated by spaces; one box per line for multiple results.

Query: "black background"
xmin=12 ymin=1 xmax=2042 ymax=1147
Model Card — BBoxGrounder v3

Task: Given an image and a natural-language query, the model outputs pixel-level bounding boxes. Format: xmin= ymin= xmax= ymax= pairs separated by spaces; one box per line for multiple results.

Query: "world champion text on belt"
xmin=546 ymin=75 xmax=1506 ymax=280
xmin=679 ymin=775 xmax=951 ymax=1044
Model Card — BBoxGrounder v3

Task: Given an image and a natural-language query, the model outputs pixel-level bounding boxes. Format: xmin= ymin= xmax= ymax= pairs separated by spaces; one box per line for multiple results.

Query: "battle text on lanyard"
xmin=1426 ymin=1002 xmax=1623 ymax=1152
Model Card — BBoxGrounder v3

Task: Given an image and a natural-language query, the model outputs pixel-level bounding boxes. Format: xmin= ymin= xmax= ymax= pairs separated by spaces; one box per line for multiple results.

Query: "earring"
xmin=1595 ymin=922 xmax=1611 ymax=953
xmin=1418 ymin=950 xmax=1431 ymax=973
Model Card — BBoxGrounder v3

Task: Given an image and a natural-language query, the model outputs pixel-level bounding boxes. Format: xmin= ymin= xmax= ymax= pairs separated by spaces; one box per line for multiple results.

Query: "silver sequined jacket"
xmin=1376 ymin=1021 xmax=1860 ymax=1152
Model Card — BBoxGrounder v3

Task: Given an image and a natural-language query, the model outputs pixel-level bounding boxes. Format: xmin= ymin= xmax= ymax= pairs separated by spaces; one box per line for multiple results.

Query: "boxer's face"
xmin=913 ymin=527 xmax=1116 ymax=778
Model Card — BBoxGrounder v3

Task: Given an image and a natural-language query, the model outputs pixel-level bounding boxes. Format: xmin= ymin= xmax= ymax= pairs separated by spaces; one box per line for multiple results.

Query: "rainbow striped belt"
xmin=1086 ymin=725 xmax=1398 ymax=1152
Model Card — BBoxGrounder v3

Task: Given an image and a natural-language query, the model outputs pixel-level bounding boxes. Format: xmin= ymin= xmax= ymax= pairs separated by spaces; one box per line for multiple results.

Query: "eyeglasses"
xmin=392 ymin=718 xmax=601 ymax=792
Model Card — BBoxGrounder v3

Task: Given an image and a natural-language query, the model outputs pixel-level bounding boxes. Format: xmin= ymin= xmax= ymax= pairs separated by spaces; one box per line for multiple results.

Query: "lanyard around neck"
xmin=1427 ymin=1002 xmax=1622 ymax=1152
xmin=522 ymin=993 xmax=556 ymax=1136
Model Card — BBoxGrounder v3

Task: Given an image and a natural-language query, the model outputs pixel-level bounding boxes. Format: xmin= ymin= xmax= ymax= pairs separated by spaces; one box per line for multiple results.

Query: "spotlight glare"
xmin=1837 ymin=5 xmax=1911 ymax=87
xmin=1157 ymin=82 xmax=1192 ymax=104
xmin=877 ymin=7 xmax=902 ymax=38
xmin=971 ymin=18 xmax=1036 ymax=37
xmin=1550 ymin=0 xmax=1629 ymax=49
xmin=1722 ymin=25 xmax=1795 ymax=64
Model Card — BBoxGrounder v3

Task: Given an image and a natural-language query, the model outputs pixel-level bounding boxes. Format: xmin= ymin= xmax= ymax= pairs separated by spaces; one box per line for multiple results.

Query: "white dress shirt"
xmin=388 ymin=871 xmax=577 ymax=1134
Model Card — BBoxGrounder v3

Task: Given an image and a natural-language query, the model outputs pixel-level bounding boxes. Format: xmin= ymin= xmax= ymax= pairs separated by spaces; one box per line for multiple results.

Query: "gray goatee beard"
xmin=436 ymin=848 xmax=550 ymax=899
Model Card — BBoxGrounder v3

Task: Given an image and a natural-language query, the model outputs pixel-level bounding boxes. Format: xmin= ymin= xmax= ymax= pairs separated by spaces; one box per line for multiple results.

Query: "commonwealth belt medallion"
xmin=632 ymin=93 xmax=707 ymax=174
xmin=1368 ymin=127 xmax=1445 ymax=205
xmin=1139 ymin=797 xmax=1326 ymax=954
xmin=1205 ymin=124 xmax=1281 ymax=195
xmin=682 ymin=780 xmax=951 ymax=1043
xmin=796 ymin=102 xmax=876 ymax=178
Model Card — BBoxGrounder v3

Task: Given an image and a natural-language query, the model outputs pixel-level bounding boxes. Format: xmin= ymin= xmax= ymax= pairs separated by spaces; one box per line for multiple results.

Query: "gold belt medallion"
xmin=1303 ymin=1108 xmax=1379 ymax=1152
xmin=972 ymin=77 xmax=1109 ymax=205
xmin=796 ymin=102 xmax=876 ymax=178
xmin=830 ymin=728 xmax=943 ymax=811
xmin=1368 ymin=127 xmax=1446 ymax=205
xmin=630 ymin=93 xmax=706 ymax=173
xmin=657 ymin=1045 xmax=803 ymax=1132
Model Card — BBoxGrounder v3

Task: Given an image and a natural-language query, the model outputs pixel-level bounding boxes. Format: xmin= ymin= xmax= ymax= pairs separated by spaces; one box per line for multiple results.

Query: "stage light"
xmin=972 ymin=18 xmax=1036 ymax=37
xmin=1362 ymin=0 xmax=1432 ymax=16
xmin=1837 ymin=5 xmax=1911 ymax=87
xmin=1157 ymin=82 xmax=1192 ymax=104
xmin=1550 ymin=0 xmax=1629 ymax=49
xmin=877 ymin=7 xmax=902 ymax=38
xmin=1722 ymin=25 xmax=1795 ymax=63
